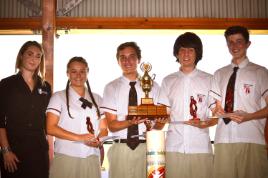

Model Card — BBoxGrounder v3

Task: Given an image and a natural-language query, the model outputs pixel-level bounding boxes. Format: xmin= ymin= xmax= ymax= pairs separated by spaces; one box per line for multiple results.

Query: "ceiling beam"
xmin=0 ymin=18 xmax=268 ymax=31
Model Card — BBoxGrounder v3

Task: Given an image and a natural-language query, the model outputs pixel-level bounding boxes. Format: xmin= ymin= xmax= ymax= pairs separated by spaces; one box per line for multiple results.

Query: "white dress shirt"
xmin=101 ymin=75 xmax=160 ymax=139
xmin=209 ymin=58 xmax=268 ymax=145
xmin=46 ymin=86 xmax=103 ymax=158
xmin=158 ymin=68 xmax=213 ymax=153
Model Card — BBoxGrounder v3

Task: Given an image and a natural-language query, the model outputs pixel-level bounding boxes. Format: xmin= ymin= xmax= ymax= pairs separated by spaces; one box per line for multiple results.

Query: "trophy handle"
xmin=140 ymin=62 xmax=145 ymax=71
xmin=151 ymin=74 xmax=156 ymax=80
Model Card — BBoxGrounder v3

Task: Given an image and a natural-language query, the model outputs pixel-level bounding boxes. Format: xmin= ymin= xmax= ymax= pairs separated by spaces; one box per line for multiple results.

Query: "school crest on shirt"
xmin=243 ymin=84 xmax=253 ymax=94
xmin=38 ymin=88 xmax=48 ymax=95
xmin=197 ymin=94 xmax=205 ymax=103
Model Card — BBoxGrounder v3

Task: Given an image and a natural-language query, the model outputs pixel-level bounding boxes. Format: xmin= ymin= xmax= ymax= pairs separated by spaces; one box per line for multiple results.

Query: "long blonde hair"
xmin=15 ymin=41 xmax=46 ymax=83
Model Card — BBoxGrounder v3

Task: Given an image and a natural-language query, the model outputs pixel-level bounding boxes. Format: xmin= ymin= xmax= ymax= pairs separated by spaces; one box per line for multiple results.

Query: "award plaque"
xmin=128 ymin=62 xmax=168 ymax=120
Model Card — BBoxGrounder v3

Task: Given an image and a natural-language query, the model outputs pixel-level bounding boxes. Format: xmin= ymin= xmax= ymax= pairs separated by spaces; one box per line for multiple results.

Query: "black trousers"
xmin=0 ymin=148 xmax=49 ymax=178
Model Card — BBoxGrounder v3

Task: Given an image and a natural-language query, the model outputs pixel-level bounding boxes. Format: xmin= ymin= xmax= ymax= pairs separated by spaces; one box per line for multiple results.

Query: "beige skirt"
xmin=49 ymin=153 xmax=101 ymax=178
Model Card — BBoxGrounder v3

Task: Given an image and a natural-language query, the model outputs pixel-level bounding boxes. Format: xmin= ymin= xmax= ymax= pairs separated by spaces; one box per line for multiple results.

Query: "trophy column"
xmin=146 ymin=130 xmax=165 ymax=178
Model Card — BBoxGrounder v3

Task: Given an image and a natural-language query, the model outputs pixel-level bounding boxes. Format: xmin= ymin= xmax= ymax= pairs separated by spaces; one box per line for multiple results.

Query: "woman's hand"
xmin=3 ymin=151 xmax=20 ymax=173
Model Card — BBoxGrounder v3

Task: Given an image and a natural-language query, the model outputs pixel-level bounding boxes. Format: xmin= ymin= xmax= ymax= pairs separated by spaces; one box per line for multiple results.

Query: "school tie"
xmin=79 ymin=97 xmax=93 ymax=109
xmin=127 ymin=81 xmax=139 ymax=150
xmin=223 ymin=67 xmax=239 ymax=124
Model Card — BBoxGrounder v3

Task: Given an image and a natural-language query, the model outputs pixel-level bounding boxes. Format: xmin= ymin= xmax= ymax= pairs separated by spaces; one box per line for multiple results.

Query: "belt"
xmin=114 ymin=139 xmax=146 ymax=143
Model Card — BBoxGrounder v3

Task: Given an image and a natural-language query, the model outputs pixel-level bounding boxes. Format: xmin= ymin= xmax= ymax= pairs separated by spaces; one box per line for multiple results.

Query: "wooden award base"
xmin=128 ymin=97 xmax=168 ymax=120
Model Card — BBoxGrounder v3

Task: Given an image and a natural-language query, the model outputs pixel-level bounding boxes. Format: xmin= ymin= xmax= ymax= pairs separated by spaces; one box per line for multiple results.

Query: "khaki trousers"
xmin=213 ymin=143 xmax=268 ymax=178
xmin=166 ymin=152 xmax=213 ymax=178
xmin=108 ymin=143 xmax=146 ymax=178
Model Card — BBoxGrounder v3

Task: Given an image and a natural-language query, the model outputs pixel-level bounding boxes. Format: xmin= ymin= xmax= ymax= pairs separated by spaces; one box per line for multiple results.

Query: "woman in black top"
xmin=0 ymin=41 xmax=51 ymax=178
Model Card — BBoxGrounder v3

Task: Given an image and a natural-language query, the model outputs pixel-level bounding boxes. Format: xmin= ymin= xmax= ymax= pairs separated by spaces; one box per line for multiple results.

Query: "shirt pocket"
xmin=238 ymin=81 xmax=256 ymax=99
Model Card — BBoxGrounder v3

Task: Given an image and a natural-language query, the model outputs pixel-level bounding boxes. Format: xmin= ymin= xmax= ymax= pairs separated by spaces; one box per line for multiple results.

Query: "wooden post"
xmin=42 ymin=0 xmax=55 ymax=88
xmin=42 ymin=0 xmax=56 ymax=164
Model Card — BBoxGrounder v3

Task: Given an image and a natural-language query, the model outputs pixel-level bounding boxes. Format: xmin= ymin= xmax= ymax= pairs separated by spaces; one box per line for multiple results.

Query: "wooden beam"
xmin=0 ymin=18 xmax=41 ymax=30
xmin=56 ymin=17 xmax=268 ymax=29
xmin=0 ymin=18 xmax=268 ymax=30
xmin=42 ymin=1 xmax=55 ymax=88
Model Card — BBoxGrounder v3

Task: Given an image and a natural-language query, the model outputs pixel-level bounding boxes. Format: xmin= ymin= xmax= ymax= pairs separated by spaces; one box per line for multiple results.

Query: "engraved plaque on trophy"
xmin=128 ymin=62 xmax=168 ymax=120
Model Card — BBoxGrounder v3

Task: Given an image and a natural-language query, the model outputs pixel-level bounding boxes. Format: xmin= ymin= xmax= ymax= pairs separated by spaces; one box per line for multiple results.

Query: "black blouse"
xmin=0 ymin=73 xmax=51 ymax=151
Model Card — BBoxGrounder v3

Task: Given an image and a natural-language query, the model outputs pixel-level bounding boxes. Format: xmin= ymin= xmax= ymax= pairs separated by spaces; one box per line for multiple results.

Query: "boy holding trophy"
xmin=101 ymin=42 xmax=166 ymax=178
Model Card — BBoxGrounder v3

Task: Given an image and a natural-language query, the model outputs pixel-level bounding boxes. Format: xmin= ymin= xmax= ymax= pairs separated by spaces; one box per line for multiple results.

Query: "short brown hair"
xmin=116 ymin=42 xmax=141 ymax=60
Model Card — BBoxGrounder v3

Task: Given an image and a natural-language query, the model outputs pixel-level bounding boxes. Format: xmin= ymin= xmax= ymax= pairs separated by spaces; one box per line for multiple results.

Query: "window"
xmin=1 ymin=29 xmax=267 ymax=172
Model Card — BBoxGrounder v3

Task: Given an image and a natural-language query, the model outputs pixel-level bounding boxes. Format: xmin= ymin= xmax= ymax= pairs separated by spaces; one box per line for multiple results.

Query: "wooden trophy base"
xmin=128 ymin=98 xmax=168 ymax=120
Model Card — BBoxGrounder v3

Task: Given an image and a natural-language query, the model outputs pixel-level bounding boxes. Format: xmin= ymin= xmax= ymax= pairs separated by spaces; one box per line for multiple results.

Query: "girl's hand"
xmin=78 ymin=133 xmax=95 ymax=142
xmin=84 ymin=137 xmax=101 ymax=148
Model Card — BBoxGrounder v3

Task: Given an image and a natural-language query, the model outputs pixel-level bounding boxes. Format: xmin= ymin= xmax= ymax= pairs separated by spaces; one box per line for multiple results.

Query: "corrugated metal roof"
xmin=0 ymin=0 xmax=267 ymax=18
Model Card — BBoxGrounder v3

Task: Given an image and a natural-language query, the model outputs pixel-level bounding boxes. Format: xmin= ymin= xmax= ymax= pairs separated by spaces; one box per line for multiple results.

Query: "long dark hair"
xmin=65 ymin=57 xmax=101 ymax=119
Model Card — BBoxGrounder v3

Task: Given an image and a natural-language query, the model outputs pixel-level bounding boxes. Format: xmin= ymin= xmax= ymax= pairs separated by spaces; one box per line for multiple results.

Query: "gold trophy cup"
xmin=128 ymin=62 xmax=168 ymax=120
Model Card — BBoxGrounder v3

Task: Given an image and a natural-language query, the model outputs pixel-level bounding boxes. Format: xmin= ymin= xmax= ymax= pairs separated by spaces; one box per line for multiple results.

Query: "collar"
xmin=121 ymin=75 xmax=139 ymax=85
xmin=178 ymin=68 xmax=198 ymax=78
xmin=16 ymin=72 xmax=43 ymax=93
xmin=69 ymin=86 xmax=90 ymax=102
xmin=231 ymin=57 xmax=249 ymax=69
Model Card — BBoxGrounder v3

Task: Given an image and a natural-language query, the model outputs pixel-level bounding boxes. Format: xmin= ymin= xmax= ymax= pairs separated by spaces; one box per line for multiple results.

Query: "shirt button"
xmin=31 ymin=105 xmax=34 ymax=109
xmin=28 ymin=123 xmax=32 ymax=127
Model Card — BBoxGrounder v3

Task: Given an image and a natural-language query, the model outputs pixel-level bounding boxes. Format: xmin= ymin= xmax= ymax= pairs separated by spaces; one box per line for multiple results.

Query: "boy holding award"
xmin=101 ymin=42 xmax=167 ymax=178
xmin=158 ymin=32 xmax=213 ymax=178
xmin=209 ymin=26 xmax=268 ymax=178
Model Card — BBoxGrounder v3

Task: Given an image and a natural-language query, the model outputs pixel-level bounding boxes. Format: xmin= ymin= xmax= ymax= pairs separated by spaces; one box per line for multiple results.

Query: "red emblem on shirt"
xmin=243 ymin=84 xmax=253 ymax=94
